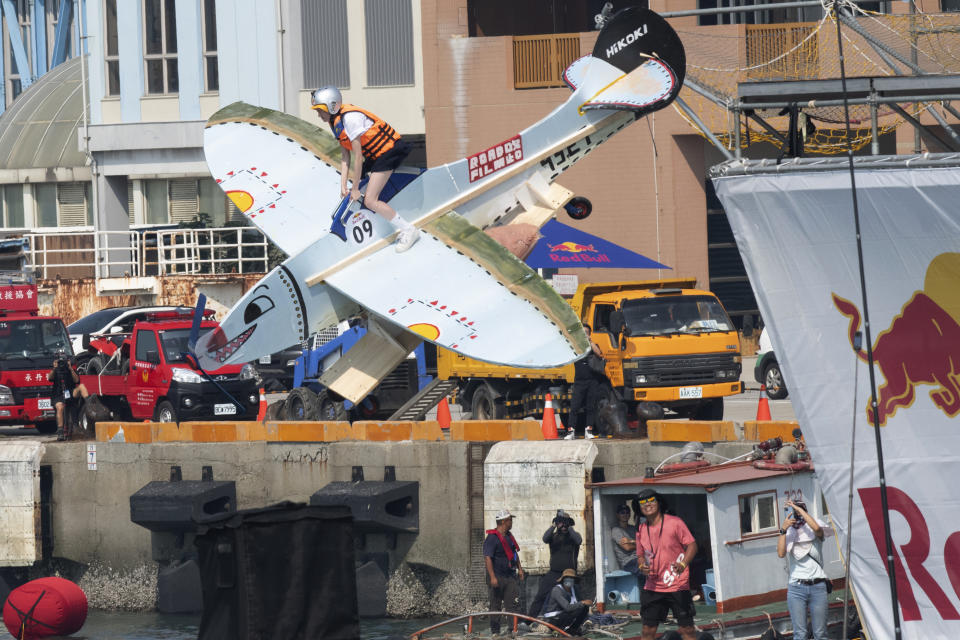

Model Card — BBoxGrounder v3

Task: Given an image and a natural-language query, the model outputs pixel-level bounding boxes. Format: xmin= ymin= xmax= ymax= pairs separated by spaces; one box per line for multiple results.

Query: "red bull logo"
xmin=548 ymin=241 xmax=595 ymax=253
xmin=832 ymin=252 xmax=960 ymax=426
xmin=546 ymin=241 xmax=610 ymax=264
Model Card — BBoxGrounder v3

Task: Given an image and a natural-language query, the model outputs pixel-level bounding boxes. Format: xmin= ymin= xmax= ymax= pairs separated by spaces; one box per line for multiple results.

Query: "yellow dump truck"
xmin=437 ymin=279 xmax=743 ymax=422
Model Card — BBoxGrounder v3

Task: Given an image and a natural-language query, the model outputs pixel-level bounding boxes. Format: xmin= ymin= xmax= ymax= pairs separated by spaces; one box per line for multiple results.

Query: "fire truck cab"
xmin=0 ymin=278 xmax=72 ymax=433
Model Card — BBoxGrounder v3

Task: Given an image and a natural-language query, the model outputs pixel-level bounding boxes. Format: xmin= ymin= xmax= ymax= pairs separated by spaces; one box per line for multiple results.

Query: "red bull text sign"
xmin=547 ymin=241 xmax=611 ymax=264
xmin=468 ymin=135 xmax=523 ymax=183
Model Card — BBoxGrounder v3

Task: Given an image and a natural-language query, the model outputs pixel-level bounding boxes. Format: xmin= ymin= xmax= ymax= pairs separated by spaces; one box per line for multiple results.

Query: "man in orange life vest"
xmin=311 ymin=86 xmax=420 ymax=252
xmin=483 ymin=509 xmax=525 ymax=635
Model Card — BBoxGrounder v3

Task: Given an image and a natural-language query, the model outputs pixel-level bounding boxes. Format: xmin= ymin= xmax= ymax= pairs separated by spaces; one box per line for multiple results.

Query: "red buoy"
xmin=2 ymin=577 xmax=87 ymax=640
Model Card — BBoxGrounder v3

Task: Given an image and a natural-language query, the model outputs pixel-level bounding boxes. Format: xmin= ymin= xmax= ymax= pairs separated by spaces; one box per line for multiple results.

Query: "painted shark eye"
xmin=243 ymin=295 xmax=275 ymax=324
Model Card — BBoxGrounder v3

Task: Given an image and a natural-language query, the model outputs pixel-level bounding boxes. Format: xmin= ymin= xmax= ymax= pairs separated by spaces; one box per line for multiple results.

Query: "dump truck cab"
xmin=572 ymin=279 xmax=742 ymax=419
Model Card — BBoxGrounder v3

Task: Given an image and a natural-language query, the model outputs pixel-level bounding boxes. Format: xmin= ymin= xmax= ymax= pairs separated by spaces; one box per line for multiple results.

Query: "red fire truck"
xmin=78 ymin=309 xmax=261 ymax=428
xmin=0 ymin=279 xmax=72 ymax=433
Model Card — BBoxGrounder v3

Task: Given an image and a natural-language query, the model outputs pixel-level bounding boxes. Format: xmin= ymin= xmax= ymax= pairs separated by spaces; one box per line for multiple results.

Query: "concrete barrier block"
xmin=95 ymin=422 xmax=152 ymax=443
xmin=648 ymin=420 xmax=718 ymax=442
xmin=235 ymin=421 xmax=267 ymax=441
xmin=743 ymin=420 xmax=801 ymax=442
xmin=711 ymin=421 xmax=737 ymax=441
xmin=264 ymin=421 xmax=348 ymax=442
xmin=187 ymin=422 xmax=238 ymax=442
xmin=151 ymin=422 xmax=188 ymax=442
xmin=511 ymin=421 xmax=545 ymax=441
xmin=411 ymin=421 xmax=444 ymax=441
xmin=352 ymin=421 xmax=414 ymax=441
xmin=449 ymin=420 xmax=514 ymax=441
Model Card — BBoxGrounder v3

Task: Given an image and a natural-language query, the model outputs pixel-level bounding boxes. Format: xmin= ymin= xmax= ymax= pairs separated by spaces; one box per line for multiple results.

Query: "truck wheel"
xmin=763 ymin=362 xmax=788 ymax=400
xmin=35 ymin=420 xmax=58 ymax=435
xmin=693 ymin=397 xmax=724 ymax=421
xmin=284 ymin=387 xmax=320 ymax=421
xmin=155 ymin=400 xmax=178 ymax=424
xmin=316 ymin=389 xmax=348 ymax=422
xmin=86 ymin=356 xmax=106 ymax=375
xmin=471 ymin=384 xmax=505 ymax=420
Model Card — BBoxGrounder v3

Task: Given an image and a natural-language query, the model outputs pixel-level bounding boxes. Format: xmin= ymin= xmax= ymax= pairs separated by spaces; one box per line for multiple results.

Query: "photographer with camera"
xmin=47 ymin=351 xmax=89 ymax=441
xmin=528 ymin=509 xmax=582 ymax=618
xmin=777 ymin=499 xmax=834 ymax=640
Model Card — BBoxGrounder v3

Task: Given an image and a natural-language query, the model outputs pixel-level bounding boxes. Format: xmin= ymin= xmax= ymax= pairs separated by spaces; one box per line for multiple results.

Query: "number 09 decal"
xmin=349 ymin=217 xmax=375 ymax=244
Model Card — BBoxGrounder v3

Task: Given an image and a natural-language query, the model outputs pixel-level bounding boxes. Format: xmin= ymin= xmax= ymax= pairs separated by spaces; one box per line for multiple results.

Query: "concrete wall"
xmin=38 ymin=438 xmax=754 ymax=576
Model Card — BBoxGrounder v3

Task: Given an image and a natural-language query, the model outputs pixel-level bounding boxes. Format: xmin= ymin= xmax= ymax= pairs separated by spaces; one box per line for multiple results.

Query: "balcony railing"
xmin=513 ymin=33 xmax=581 ymax=89
xmin=21 ymin=227 xmax=271 ymax=280
xmin=745 ymin=23 xmax=820 ymax=81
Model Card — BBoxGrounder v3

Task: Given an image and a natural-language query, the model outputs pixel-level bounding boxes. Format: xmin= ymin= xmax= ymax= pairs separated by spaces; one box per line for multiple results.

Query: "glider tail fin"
xmin=564 ymin=8 xmax=685 ymax=115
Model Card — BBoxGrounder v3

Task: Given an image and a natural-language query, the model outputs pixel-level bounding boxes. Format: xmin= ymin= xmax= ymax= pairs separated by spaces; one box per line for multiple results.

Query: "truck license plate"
xmin=37 ymin=398 xmax=51 ymax=410
xmin=214 ymin=403 xmax=237 ymax=416
xmin=679 ymin=387 xmax=703 ymax=399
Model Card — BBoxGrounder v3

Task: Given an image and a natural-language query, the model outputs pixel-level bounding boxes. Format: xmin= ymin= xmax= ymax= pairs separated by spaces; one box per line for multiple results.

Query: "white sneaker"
xmin=563 ymin=431 xmax=576 ymax=440
xmin=585 ymin=429 xmax=597 ymax=439
xmin=395 ymin=227 xmax=420 ymax=252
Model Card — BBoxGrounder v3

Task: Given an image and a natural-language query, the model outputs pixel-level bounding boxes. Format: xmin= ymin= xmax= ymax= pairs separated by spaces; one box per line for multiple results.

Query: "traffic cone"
xmin=756 ymin=385 xmax=772 ymax=421
xmin=437 ymin=396 xmax=452 ymax=430
xmin=256 ymin=388 xmax=267 ymax=422
xmin=542 ymin=393 xmax=559 ymax=440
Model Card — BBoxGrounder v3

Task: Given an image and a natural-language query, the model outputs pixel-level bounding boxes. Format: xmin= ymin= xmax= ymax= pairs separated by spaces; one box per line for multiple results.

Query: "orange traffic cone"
xmin=437 ymin=396 xmax=452 ymax=430
xmin=542 ymin=393 xmax=559 ymax=440
xmin=756 ymin=385 xmax=772 ymax=421
xmin=256 ymin=388 xmax=267 ymax=422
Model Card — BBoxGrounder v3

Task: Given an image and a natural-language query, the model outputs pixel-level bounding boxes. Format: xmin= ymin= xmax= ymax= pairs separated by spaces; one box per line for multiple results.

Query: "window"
xmin=143 ymin=0 xmax=178 ymax=94
xmin=593 ymin=304 xmax=616 ymax=334
xmin=35 ymin=184 xmax=58 ymax=227
xmin=202 ymin=0 xmax=218 ymax=91
xmin=302 ymin=0 xmax=349 ymax=88
xmin=739 ymin=491 xmax=779 ymax=535
xmin=3 ymin=185 xmax=24 ymax=228
xmin=135 ymin=330 xmax=161 ymax=363
xmin=144 ymin=179 xmax=169 ymax=224
xmin=943 ymin=0 xmax=960 ymax=10
xmin=365 ymin=0 xmax=414 ymax=86
xmin=105 ymin=0 xmax=120 ymax=95
xmin=697 ymin=0 xmax=827 ymax=26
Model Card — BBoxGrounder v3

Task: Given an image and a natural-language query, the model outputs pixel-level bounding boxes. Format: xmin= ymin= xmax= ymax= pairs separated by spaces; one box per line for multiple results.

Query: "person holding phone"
xmin=777 ymin=499 xmax=834 ymax=640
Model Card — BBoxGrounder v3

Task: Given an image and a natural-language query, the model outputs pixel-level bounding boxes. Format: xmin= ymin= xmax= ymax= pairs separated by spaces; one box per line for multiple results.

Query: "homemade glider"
xmin=197 ymin=7 xmax=686 ymax=402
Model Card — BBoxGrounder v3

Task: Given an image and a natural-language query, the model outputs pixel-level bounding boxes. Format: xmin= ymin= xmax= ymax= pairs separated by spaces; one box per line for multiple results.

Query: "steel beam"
xmin=888 ymin=103 xmax=959 ymax=152
xmin=675 ymin=96 xmax=734 ymax=161
xmin=52 ymin=0 xmax=74 ymax=66
xmin=31 ymin=0 xmax=47 ymax=78
xmin=2 ymin=0 xmax=33 ymax=89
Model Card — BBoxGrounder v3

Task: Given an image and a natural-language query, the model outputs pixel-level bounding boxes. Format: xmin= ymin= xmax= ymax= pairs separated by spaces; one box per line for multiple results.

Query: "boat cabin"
xmin=589 ymin=459 xmax=843 ymax=613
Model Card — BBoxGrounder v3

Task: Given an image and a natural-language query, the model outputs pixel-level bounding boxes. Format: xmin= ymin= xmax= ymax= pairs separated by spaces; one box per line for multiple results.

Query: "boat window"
xmin=738 ymin=490 xmax=778 ymax=535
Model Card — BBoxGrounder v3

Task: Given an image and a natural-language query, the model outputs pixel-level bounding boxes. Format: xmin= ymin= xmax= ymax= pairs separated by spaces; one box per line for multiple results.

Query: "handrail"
xmin=18 ymin=227 xmax=271 ymax=279
xmin=408 ymin=611 xmax=573 ymax=639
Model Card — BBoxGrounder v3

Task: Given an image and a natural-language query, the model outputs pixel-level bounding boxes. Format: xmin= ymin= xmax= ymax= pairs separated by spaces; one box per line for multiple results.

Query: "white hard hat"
xmin=311 ymin=86 xmax=342 ymax=114
xmin=495 ymin=509 xmax=515 ymax=522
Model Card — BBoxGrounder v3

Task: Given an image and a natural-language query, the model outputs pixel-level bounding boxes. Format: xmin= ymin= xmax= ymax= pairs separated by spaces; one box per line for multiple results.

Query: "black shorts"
xmin=362 ymin=140 xmax=411 ymax=177
xmin=640 ymin=589 xmax=695 ymax=627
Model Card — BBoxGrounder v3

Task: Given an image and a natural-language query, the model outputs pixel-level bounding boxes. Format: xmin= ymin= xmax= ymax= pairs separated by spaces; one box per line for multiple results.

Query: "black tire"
xmin=35 ymin=420 xmax=58 ymax=435
xmin=86 ymin=355 xmax=106 ymax=375
xmin=155 ymin=400 xmax=178 ymax=424
xmin=316 ymin=389 xmax=348 ymax=422
xmin=78 ymin=399 xmax=94 ymax=437
xmin=764 ymin=361 xmax=788 ymax=400
xmin=283 ymin=387 xmax=320 ymax=421
xmin=565 ymin=196 xmax=593 ymax=220
xmin=264 ymin=400 xmax=285 ymax=421
xmin=471 ymin=384 xmax=505 ymax=420
xmin=693 ymin=397 xmax=724 ymax=421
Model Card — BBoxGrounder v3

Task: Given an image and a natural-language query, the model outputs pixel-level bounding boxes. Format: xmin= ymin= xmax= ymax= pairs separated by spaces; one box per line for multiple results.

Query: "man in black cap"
xmin=541 ymin=568 xmax=592 ymax=635
xmin=633 ymin=488 xmax=698 ymax=640
xmin=528 ymin=509 xmax=582 ymax=617
xmin=483 ymin=509 xmax=525 ymax=635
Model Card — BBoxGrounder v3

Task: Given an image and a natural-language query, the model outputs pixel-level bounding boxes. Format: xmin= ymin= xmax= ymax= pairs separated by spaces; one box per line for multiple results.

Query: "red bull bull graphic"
xmin=546 ymin=241 xmax=611 ymax=264
xmin=832 ymin=252 xmax=960 ymax=427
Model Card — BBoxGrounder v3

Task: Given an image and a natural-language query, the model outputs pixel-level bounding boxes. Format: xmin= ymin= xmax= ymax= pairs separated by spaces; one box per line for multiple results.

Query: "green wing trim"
xmin=425 ymin=212 xmax=588 ymax=355
xmin=206 ymin=101 xmax=342 ymax=168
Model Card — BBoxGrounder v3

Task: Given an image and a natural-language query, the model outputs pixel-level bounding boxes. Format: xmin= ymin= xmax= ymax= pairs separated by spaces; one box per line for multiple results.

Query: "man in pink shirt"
xmin=633 ymin=488 xmax=699 ymax=640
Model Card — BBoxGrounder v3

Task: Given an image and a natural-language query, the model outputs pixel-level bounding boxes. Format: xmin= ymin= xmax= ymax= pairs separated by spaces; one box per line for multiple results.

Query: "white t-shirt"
xmin=341 ymin=111 xmax=374 ymax=142
xmin=785 ymin=518 xmax=833 ymax=582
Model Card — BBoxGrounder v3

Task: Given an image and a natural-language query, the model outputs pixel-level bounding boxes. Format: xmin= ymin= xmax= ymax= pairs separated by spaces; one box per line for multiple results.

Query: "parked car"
xmin=754 ymin=328 xmax=788 ymax=400
xmin=68 ymin=306 xmax=183 ymax=371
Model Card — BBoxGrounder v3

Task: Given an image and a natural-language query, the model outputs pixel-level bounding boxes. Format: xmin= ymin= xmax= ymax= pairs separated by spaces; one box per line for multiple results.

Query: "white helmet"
xmin=311 ymin=86 xmax=342 ymax=114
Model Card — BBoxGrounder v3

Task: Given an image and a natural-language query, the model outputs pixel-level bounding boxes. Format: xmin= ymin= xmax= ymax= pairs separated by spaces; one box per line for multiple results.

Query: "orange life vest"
xmin=330 ymin=104 xmax=400 ymax=160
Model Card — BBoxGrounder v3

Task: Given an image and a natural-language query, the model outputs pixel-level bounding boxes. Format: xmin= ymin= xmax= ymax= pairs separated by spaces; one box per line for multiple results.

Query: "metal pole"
xmin=833 ymin=9 xmax=903 ymax=640
xmin=744 ymin=111 xmax=788 ymax=145
xmin=675 ymin=96 xmax=734 ymax=161
xmin=739 ymin=93 xmax=960 ymax=109
xmin=925 ymin=105 xmax=960 ymax=150
xmin=888 ymin=103 xmax=958 ymax=152
xmin=659 ymin=0 xmax=876 ymax=18
xmin=909 ymin=0 xmax=921 ymax=153
xmin=842 ymin=342 xmax=860 ymax=640
xmin=734 ymin=107 xmax=743 ymax=159
xmin=870 ymin=97 xmax=879 ymax=155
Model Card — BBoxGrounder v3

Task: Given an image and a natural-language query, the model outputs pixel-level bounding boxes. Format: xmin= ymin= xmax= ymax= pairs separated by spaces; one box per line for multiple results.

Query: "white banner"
xmin=714 ymin=164 xmax=960 ymax=640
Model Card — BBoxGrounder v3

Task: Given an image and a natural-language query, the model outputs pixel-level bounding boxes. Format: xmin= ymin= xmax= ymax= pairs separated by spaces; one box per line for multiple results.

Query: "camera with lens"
xmin=553 ymin=510 xmax=574 ymax=528
xmin=52 ymin=354 xmax=73 ymax=382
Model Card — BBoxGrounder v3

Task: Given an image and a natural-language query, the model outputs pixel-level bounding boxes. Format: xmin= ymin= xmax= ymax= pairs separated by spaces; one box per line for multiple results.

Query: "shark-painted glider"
xmin=196 ymin=8 xmax=685 ymax=398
